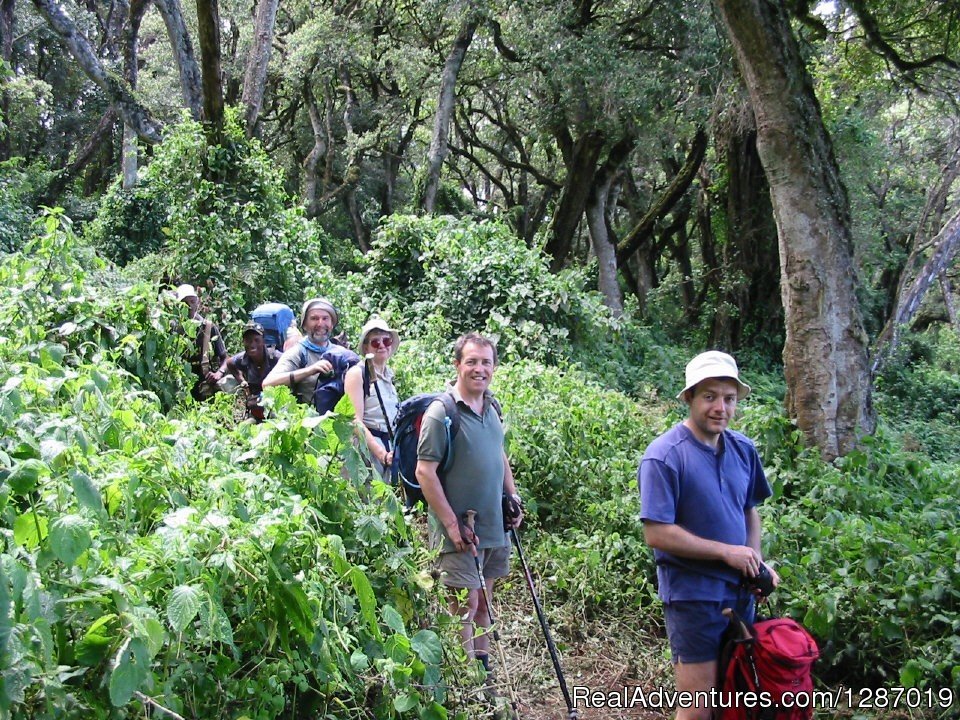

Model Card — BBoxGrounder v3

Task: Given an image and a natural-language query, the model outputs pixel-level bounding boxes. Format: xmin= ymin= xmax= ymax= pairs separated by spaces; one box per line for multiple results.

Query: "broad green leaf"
xmin=40 ymin=343 xmax=67 ymax=368
xmin=8 ymin=459 xmax=48 ymax=495
xmin=198 ymin=599 xmax=235 ymax=646
xmin=109 ymin=637 xmax=149 ymax=707
xmin=135 ymin=616 xmax=166 ymax=658
xmin=349 ymin=567 xmax=380 ymax=639
xmin=167 ymin=585 xmax=202 ymax=632
xmin=382 ymin=604 xmax=406 ymax=636
xmin=13 ymin=512 xmax=48 ymax=548
xmin=275 ymin=582 xmax=315 ymax=643
xmin=419 ymin=701 xmax=448 ymax=720
xmin=50 ymin=514 xmax=92 ymax=565
xmin=70 ymin=469 xmax=104 ymax=514
xmin=411 ymin=630 xmax=442 ymax=665
xmin=394 ymin=691 xmax=420 ymax=712
xmin=349 ymin=648 xmax=369 ymax=671
xmin=900 ymin=659 xmax=922 ymax=688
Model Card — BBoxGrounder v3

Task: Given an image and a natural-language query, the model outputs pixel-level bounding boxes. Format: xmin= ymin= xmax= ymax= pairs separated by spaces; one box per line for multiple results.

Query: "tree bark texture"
xmin=873 ymin=208 xmax=960 ymax=372
xmin=29 ymin=0 xmax=162 ymax=143
xmin=711 ymin=125 xmax=781 ymax=350
xmin=544 ymin=129 xmax=605 ymax=271
xmin=585 ymin=138 xmax=634 ymax=315
xmin=1 ymin=0 xmax=16 ymax=160
xmin=41 ymin=109 xmax=117 ymax=203
xmin=616 ymin=128 xmax=707 ymax=266
xmin=195 ymin=0 xmax=225 ymax=138
xmin=420 ymin=16 xmax=478 ymax=213
xmin=241 ymin=0 xmax=279 ymax=137
xmin=152 ymin=0 xmax=203 ymax=120
xmin=715 ymin=0 xmax=875 ymax=460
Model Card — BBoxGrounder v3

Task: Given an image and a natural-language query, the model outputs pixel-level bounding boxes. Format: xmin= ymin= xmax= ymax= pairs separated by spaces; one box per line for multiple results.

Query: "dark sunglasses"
xmin=368 ymin=336 xmax=394 ymax=349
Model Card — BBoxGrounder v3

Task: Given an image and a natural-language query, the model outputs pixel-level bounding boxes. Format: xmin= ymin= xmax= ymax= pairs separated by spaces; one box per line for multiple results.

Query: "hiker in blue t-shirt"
xmin=638 ymin=351 xmax=778 ymax=720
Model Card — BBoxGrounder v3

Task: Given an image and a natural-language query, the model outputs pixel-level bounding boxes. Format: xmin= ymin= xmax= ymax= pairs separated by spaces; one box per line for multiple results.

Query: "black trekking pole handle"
xmin=510 ymin=527 xmax=579 ymax=720
xmin=364 ymin=353 xmax=395 ymax=443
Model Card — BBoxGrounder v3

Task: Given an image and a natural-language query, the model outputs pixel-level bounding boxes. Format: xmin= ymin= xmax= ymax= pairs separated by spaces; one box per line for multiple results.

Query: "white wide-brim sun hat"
xmin=677 ymin=350 xmax=751 ymax=400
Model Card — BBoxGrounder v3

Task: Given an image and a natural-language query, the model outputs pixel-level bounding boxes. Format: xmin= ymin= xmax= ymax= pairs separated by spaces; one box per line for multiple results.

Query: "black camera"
xmin=748 ymin=562 xmax=775 ymax=597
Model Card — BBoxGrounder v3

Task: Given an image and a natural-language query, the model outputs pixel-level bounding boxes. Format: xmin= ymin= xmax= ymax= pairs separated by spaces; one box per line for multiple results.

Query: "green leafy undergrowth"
xmin=742 ymin=406 xmax=960 ymax=691
xmin=0 ymin=214 xmax=468 ymax=720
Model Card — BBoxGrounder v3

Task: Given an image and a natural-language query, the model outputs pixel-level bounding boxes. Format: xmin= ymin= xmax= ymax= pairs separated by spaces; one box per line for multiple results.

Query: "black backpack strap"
xmin=362 ymin=362 xmax=371 ymax=399
xmin=439 ymin=393 xmax=460 ymax=474
xmin=491 ymin=396 xmax=503 ymax=421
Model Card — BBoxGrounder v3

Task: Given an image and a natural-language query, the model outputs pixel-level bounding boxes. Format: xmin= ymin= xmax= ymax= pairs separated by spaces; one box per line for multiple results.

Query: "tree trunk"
xmin=344 ymin=188 xmax=371 ymax=252
xmin=40 ymin=109 xmax=117 ymax=203
xmin=873 ymin=207 xmax=960 ymax=371
xmin=195 ymin=0 xmax=225 ymax=141
xmin=420 ymin=15 xmax=478 ymax=213
xmin=121 ymin=0 xmax=150 ymax=188
xmin=152 ymin=0 xmax=203 ymax=120
xmin=616 ymin=128 xmax=707 ymax=266
xmin=0 ymin=0 xmax=15 ymax=160
xmin=302 ymin=79 xmax=328 ymax=218
xmin=585 ymin=137 xmax=634 ymax=315
xmin=241 ymin=0 xmax=279 ymax=137
xmin=715 ymin=0 xmax=875 ymax=460
xmin=29 ymin=0 xmax=162 ymax=143
xmin=585 ymin=180 xmax=623 ymax=315
xmin=544 ymin=129 xmax=605 ymax=271
xmin=711 ymin=122 xmax=781 ymax=350
xmin=941 ymin=273 xmax=959 ymax=331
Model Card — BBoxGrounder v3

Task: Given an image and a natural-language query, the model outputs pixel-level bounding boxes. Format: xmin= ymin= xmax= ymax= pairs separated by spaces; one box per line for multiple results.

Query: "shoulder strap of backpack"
xmin=362 ymin=362 xmax=371 ymax=399
xmin=439 ymin=392 xmax=460 ymax=474
xmin=491 ymin=396 xmax=503 ymax=421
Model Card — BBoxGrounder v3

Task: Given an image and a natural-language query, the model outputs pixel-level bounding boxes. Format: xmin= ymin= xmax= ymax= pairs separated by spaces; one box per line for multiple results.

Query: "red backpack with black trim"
xmin=717 ymin=612 xmax=819 ymax=720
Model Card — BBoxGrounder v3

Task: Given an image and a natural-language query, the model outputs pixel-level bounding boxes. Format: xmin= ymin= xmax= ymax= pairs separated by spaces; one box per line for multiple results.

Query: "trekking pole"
xmin=509 ymin=527 xmax=579 ymax=720
xmin=462 ymin=510 xmax=521 ymax=719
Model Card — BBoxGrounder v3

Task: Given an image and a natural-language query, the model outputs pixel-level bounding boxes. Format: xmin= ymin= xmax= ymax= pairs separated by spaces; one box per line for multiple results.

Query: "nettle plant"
xmin=0 ymin=215 xmax=473 ymax=720
xmin=362 ymin=215 xmax=597 ymax=364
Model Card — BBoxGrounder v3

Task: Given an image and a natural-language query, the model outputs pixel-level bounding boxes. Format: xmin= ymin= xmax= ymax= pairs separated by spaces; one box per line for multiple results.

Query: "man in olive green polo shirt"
xmin=416 ymin=333 xmax=523 ymax=676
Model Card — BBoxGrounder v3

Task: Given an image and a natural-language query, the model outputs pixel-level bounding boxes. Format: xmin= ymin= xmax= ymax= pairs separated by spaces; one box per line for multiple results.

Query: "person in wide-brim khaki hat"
xmin=344 ymin=315 xmax=401 ymax=483
xmin=357 ymin=317 xmax=400 ymax=351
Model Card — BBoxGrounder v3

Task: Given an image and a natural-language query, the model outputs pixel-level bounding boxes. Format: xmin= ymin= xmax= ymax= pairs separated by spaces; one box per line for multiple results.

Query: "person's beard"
xmin=309 ymin=328 xmax=329 ymax=345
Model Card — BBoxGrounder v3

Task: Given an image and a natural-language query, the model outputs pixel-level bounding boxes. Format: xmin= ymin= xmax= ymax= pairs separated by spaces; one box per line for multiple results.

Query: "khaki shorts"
xmin=439 ymin=545 xmax=511 ymax=589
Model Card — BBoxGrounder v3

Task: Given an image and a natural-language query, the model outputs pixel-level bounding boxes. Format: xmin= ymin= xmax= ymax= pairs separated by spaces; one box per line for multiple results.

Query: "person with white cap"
xmin=638 ymin=351 xmax=778 ymax=720
xmin=343 ymin=316 xmax=401 ymax=481
xmin=263 ymin=297 xmax=352 ymax=405
xmin=174 ymin=283 xmax=228 ymax=401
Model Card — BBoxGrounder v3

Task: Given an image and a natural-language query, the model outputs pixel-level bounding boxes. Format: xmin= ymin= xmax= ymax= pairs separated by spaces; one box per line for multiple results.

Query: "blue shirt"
xmin=638 ymin=423 xmax=772 ymax=602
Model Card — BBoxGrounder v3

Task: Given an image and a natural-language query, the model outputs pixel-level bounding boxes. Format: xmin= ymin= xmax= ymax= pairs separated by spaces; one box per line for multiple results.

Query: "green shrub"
xmin=0 ymin=213 xmax=473 ymax=720
xmin=84 ymin=111 xmax=339 ymax=332
xmin=875 ymin=327 xmax=960 ymax=461
xmin=0 ymin=158 xmax=47 ymax=252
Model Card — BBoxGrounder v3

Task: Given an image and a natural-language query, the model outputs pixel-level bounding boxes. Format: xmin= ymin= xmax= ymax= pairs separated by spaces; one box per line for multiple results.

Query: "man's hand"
xmin=724 ymin=544 xmax=762 ymax=577
xmin=444 ymin=519 xmax=475 ymax=554
xmin=205 ymin=369 xmax=222 ymax=384
xmin=502 ymin=494 xmax=524 ymax=530
xmin=310 ymin=359 xmax=334 ymax=377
